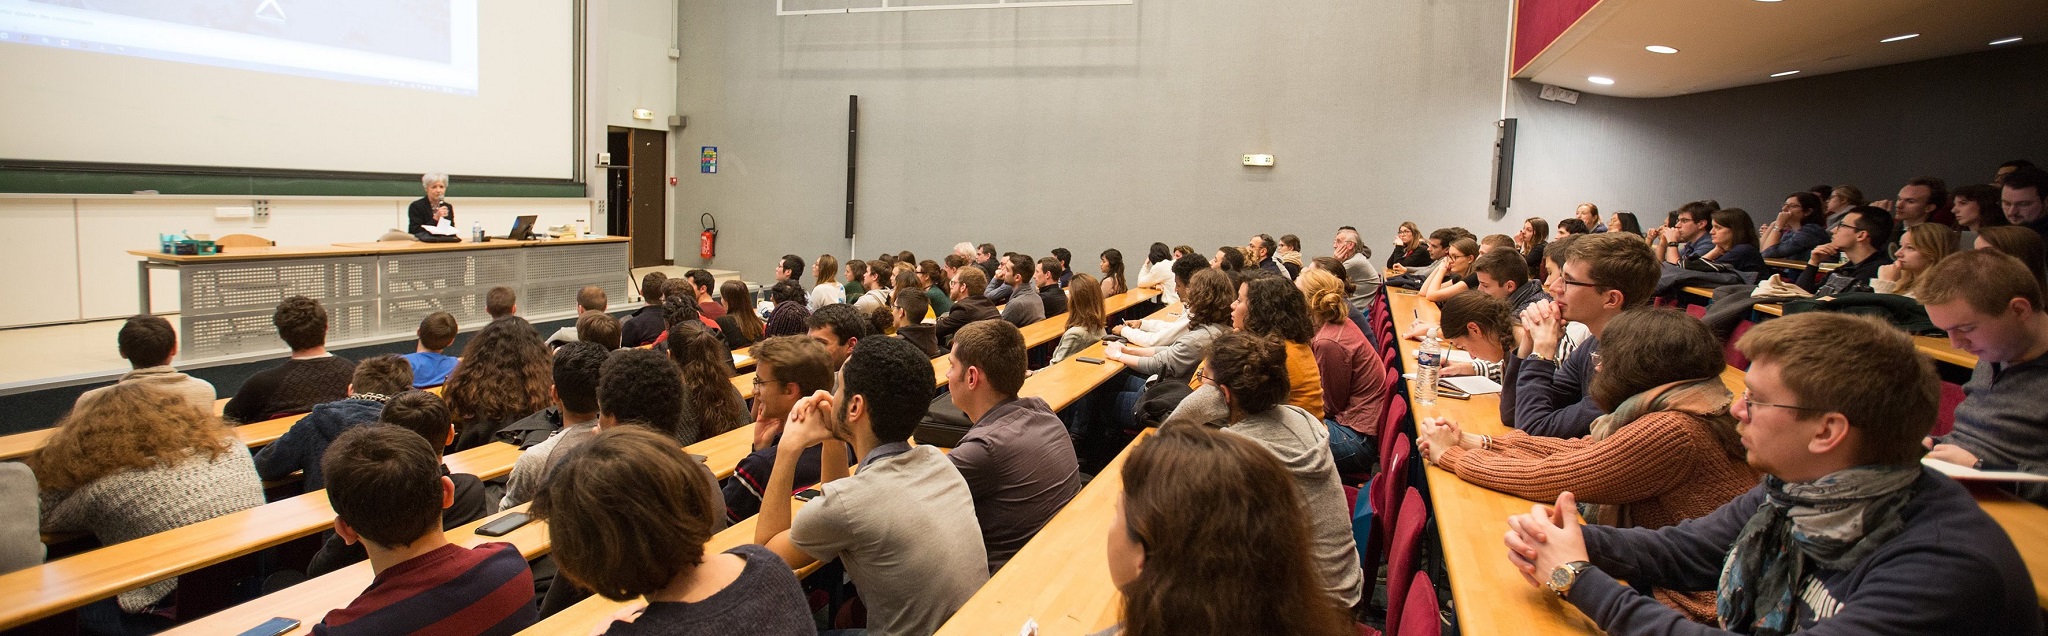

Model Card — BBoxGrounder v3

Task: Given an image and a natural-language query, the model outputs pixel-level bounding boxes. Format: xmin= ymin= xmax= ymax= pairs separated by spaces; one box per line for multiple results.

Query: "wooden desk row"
xmin=1673 ymin=286 xmax=1977 ymax=368
xmin=0 ymin=387 xmax=448 ymax=463
xmin=1391 ymin=289 xmax=2048 ymax=636
xmin=0 ymin=440 xmax=522 ymax=631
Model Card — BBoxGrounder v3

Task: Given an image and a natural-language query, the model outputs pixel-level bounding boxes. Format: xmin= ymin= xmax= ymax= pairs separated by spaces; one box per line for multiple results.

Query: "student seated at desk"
xmin=1077 ymin=268 xmax=1233 ymax=461
xmin=401 ymin=312 xmax=460 ymax=388
xmin=1514 ymin=233 xmax=1659 ymax=438
xmin=947 ymin=320 xmax=1082 ymax=574
xmin=1505 ymin=312 xmax=2041 ymax=636
xmin=254 ymin=355 xmax=414 ymax=489
xmin=444 ymin=317 xmax=555 ymax=452
xmin=1417 ymin=238 xmax=1481 ymax=303
xmin=764 ymin=281 xmax=814 ymax=339
xmin=313 ymin=426 xmax=536 ymax=636
xmin=1099 ymin=423 xmax=1356 ymax=636
xmin=545 ymin=285 xmax=609 ymax=346
xmin=1110 ymin=254 xmax=1209 ymax=347
xmin=623 ymin=272 xmax=670 ymax=347
xmin=538 ymin=427 xmax=816 ymax=636
xmin=715 ymin=280 xmax=767 ymax=351
xmin=1162 ymin=333 xmax=1364 ymax=608
xmin=807 ymin=254 xmax=845 ymax=312
xmin=892 ymin=285 xmax=942 ymax=358
xmin=500 ymin=342 xmax=607 ymax=510
xmin=1036 ymin=256 xmax=1070 ymax=317
xmin=1234 ymin=273 xmax=1325 ymax=417
xmin=1760 ymin=191 xmax=1830 ymax=262
xmin=667 ymin=324 xmax=749 ymax=445
xmin=1051 ymin=273 xmax=1107 ymax=364
xmin=1869 ymin=223 xmax=1958 ymax=299
xmin=998 ymin=254 xmax=1046 ymax=328
xmin=577 ymin=311 xmax=623 ymax=351
xmin=485 ymin=286 xmax=518 ymax=320
xmin=308 ymin=391 xmax=491 ymax=576
xmin=757 ymin=337 xmax=988 ymax=635
xmin=223 ymin=295 xmax=357 ymax=424
xmin=1297 ymin=269 xmax=1388 ymax=475
xmin=1922 ymin=250 xmax=2048 ymax=507
xmin=935 ymin=267 xmax=998 ymax=347
xmin=79 ymin=314 xmax=215 ymax=413
xmin=722 ymin=337 xmax=838 ymax=523
xmin=35 ymin=383 xmax=264 ymax=633
xmin=1420 ymin=308 xmax=1759 ymax=622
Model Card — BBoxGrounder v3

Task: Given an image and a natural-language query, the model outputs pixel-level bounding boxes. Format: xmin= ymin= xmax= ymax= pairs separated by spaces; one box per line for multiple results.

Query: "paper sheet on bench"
xmin=422 ymin=219 xmax=458 ymax=236
xmin=1924 ymin=457 xmax=2048 ymax=483
xmin=1441 ymin=375 xmax=1502 ymax=395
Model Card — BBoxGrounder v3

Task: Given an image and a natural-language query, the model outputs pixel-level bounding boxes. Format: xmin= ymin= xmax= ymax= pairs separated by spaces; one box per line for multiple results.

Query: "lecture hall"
xmin=1 ymin=0 xmax=2046 ymax=634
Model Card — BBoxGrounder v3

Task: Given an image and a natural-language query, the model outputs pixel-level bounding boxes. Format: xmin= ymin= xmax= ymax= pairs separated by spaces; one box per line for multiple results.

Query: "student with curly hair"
xmin=763 ymin=280 xmax=812 ymax=338
xmin=1230 ymin=271 xmax=1323 ymax=416
xmin=1164 ymin=332 xmax=1363 ymax=608
xmin=597 ymin=348 xmax=687 ymax=441
xmin=1101 ymin=422 xmax=1357 ymax=636
xmin=223 ymin=295 xmax=356 ymax=423
xmin=34 ymin=383 xmax=263 ymax=631
xmin=668 ymin=323 xmax=748 ymax=444
xmin=443 ymin=316 xmax=554 ymax=451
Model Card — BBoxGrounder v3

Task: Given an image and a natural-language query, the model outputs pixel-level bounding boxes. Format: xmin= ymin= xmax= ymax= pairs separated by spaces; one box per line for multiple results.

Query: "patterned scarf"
xmin=349 ymin=393 xmax=392 ymax=403
xmin=1716 ymin=466 xmax=1919 ymax=635
xmin=1579 ymin=378 xmax=1733 ymax=526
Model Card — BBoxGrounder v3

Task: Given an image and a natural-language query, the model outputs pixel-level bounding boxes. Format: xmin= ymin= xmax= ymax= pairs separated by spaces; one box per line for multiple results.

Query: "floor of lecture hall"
xmin=0 ymin=318 xmax=131 ymax=385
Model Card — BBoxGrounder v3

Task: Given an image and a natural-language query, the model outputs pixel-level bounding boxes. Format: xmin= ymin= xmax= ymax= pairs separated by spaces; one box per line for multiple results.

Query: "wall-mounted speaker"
xmin=1490 ymin=118 xmax=1517 ymax=218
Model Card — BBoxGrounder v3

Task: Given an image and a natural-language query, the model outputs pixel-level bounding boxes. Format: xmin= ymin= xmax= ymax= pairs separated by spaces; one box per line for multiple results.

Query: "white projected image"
xmin=0 ymin=0 xmax=478 ymax=94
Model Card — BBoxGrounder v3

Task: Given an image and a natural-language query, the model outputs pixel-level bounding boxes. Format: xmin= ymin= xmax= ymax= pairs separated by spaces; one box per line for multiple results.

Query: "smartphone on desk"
xmin=794 ymin=487 xmax=823 ymax=502
xmin=237 ymin=617 xmax=300 ymax=636
xmin=476 ymin=512 xmax=532 ymax=537
xmin=1075 ymin=356 xmax=1105 ymax=365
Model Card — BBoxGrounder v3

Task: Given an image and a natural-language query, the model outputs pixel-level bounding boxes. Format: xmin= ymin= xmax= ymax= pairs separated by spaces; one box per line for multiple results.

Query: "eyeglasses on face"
xmin=1740 ymin=390 xmax=1824 ymax=414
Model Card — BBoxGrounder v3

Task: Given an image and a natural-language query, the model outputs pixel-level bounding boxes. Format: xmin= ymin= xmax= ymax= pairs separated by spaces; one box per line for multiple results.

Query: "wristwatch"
xmin=1525 ymin=352 xmax=1557 ymax=364
xmin=1548 ymin=561 xmax=1594 ymax=599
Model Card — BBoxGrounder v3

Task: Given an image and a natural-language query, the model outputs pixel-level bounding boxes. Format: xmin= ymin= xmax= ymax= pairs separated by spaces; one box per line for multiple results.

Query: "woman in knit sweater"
xmin=1232 ymin=271 xmax=1324 ymax=417
xmin=33 ymin=383 xmax=264 ymax=630
xmin=1164 ymin=332 xmax=1363 ymax=608
xmin=1296 ymin=269 xmax=1388 ymax=474
xmin=1416 ymin=308 xmax=1758 ymax=623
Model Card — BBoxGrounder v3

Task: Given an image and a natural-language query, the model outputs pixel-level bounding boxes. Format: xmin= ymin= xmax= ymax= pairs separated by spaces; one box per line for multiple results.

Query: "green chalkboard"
xmin=0 ymin=166 xmax=585 ymax=198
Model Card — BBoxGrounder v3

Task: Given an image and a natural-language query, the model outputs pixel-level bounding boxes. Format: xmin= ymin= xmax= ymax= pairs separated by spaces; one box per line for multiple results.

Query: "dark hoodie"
xmin=251 ymin=397 xmax=388 ymax=490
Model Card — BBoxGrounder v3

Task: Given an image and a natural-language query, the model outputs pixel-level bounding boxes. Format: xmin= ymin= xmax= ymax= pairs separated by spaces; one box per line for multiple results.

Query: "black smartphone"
xmin=237 ymin=617 xmax=300 ymax=636
xmin=1075 ymin=356 xmax=1105 ymax=365
xmin=476 ymin=512 xmax=533 ymax=537
xmin=794 ymin=487 xmax=823 ymax=502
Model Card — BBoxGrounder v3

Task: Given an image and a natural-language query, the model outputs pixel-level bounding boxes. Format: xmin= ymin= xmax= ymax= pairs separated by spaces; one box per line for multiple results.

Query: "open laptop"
xmin=494 ymin=215 xmax=539 ymax=241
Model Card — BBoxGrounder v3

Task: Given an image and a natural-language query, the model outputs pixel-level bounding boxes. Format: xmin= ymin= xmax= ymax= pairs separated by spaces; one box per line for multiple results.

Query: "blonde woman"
xmin=807 ymin=254 xmax=843 ymax=311
xmin=1873 ymin=223 xmax=1959 ymax=298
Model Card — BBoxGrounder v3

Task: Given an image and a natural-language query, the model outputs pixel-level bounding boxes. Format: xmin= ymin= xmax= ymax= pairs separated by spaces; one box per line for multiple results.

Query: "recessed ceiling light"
xmin=1645 ymin=45 xmax=1679 ymax=54
xmin=1990 ymin=36 xmax=2024 ymax=46
xmin=1770 ymin=70 xmax=1800 ymax=77
xmin=1587 ymin=76 xmax=1615 ymax=85
xmin=1880 ymin=33 xmax=1920 ymax=43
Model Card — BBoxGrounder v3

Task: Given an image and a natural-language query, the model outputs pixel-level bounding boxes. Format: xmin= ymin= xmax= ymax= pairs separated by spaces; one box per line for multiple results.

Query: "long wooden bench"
xmin=1 ymin=388 xmax=447 ymax=463
xmin=0 ymin=441 xmax=522 ymax=631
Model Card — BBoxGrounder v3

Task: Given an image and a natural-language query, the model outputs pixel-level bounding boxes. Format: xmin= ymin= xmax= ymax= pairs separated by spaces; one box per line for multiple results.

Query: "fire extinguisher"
xmin=698 ymin=213 xmax=717 ymax=260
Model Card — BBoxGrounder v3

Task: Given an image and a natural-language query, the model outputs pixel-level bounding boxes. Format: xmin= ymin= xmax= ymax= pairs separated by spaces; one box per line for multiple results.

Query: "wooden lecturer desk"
xmin=130 ymin=237 xmax=629 ymax=359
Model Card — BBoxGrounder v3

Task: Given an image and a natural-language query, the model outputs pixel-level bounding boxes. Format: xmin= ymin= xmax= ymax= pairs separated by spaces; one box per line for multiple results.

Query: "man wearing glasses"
xmin=722 ymin=336 xmax=840 ymax=523
xmin=1504 ymin=312 xmax=2038 ymax=635
xmin=1511 ymin=233 xmax=1660 ymax=438
xmin=1799 ymin=205 xmax=1894 ymax=296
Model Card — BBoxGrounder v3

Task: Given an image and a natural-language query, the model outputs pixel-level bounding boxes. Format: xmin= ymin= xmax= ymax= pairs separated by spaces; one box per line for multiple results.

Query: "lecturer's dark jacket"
xmin=407 ymin=197 xmax=455 ymax=235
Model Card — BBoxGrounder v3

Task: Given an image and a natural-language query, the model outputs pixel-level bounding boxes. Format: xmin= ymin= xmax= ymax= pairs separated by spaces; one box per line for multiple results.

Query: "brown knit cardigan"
xmin=1438 ymin=410 xmax=1760 ymax=623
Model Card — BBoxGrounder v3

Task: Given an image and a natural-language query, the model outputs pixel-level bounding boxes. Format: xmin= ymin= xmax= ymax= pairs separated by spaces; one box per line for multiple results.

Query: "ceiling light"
xmin=1587 ymin=76 xmax=1615 ymax=85
xmin=1770 ymin=70 xmax=1800 ymax=77
xmin=1645 ymin=45 xmax=1679 ymax=54
xmin=1880 ymin=33 xmax=1920 ymax=43
xmin=1990 ymin=37 xmax=2024 ymax=46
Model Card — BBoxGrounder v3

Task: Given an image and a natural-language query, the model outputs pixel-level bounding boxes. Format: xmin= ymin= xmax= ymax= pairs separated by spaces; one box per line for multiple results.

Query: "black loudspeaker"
xmin=1490 ymin=118 xmax=1517 ymax=216
xmin=845 ymin=95 xmax=858 ymax=240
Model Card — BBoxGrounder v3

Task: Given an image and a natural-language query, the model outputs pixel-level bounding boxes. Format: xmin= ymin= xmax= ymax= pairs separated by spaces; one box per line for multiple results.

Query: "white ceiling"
xmin=1517 ymin=0 xmax=2048 ymax=98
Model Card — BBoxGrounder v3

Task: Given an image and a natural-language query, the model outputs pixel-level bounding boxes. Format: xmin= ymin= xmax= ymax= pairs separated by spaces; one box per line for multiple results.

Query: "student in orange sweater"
xmin=1417 ymin=308 xmax=1759 ymax=622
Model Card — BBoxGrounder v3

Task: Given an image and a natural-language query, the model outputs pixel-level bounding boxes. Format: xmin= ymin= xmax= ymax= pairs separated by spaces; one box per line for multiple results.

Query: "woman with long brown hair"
xmin=715 ymin=279 xmax=765 ymax=351
xmin=1102 ymin=422 xmax=1356 ymax=636
xmin=1416 ymin=308 xmax=1759 ymax=622
xmin=667 ymin=323 xmax=748 ymax=444
xmin=34 ymin=383 xmax=264 ymax=629
xmin=1873 ymin=223 xmax=1959 ymax=298
xmin=1053 ymin=273 xmax=1107 ymax=364
xmin=1099 ymin=249 xmax=1129 ymax=297
xmin=443 ymin=316 xmax=554 ymax=451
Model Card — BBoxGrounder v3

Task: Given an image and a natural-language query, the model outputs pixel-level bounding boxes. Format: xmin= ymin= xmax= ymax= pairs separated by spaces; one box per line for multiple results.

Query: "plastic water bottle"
xmin=471 ymin=221 xmax=483 ymax=243
xmin=1416 ymin=333 xmax=1444 ymax=406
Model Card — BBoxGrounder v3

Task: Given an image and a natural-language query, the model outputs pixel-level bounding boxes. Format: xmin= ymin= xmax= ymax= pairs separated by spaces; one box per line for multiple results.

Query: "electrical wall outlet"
xmin=252 ymin=199 xmax=270 ymax=225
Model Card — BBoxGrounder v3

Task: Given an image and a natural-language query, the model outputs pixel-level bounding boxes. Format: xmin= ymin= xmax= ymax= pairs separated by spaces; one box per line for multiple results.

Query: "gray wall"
xmin=672 ymin=0 xmax=1515 ymax=282
xmin=1507 ymin=43 xmax=2048 ymax=227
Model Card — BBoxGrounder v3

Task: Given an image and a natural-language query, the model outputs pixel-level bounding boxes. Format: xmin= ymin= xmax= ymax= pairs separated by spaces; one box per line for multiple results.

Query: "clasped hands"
xmin=1504 ymin=492 xmax=1593 ymax=593
xmin=774 ymin=390 xmax=843 ymax=454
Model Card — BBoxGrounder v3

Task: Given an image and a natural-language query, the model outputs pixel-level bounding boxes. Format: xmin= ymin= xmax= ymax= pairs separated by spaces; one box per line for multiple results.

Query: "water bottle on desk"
xmin=1416 ymin=332 xmax=1444 ymax=406
xmin=471 ymin=221 xmax=483 ymax=243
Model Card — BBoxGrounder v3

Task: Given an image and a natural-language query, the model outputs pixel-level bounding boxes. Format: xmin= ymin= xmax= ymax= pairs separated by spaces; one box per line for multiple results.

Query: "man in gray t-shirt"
xmin=755 ymin=336 xmax=988 ymax=635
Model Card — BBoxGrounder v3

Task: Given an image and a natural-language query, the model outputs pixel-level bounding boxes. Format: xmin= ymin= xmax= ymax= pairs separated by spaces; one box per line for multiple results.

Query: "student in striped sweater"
xmin=314 ymin=426 xmax=536 ymax=636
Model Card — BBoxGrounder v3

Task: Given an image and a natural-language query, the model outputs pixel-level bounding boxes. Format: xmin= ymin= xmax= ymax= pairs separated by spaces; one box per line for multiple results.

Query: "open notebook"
xmin=1923 ymin=457 xmax=2048 ymax=483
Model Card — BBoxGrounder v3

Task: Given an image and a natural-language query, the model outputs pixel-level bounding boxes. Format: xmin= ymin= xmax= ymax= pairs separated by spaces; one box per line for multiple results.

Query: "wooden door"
xmin=627 ymin=128 xmax=668 ymax=268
